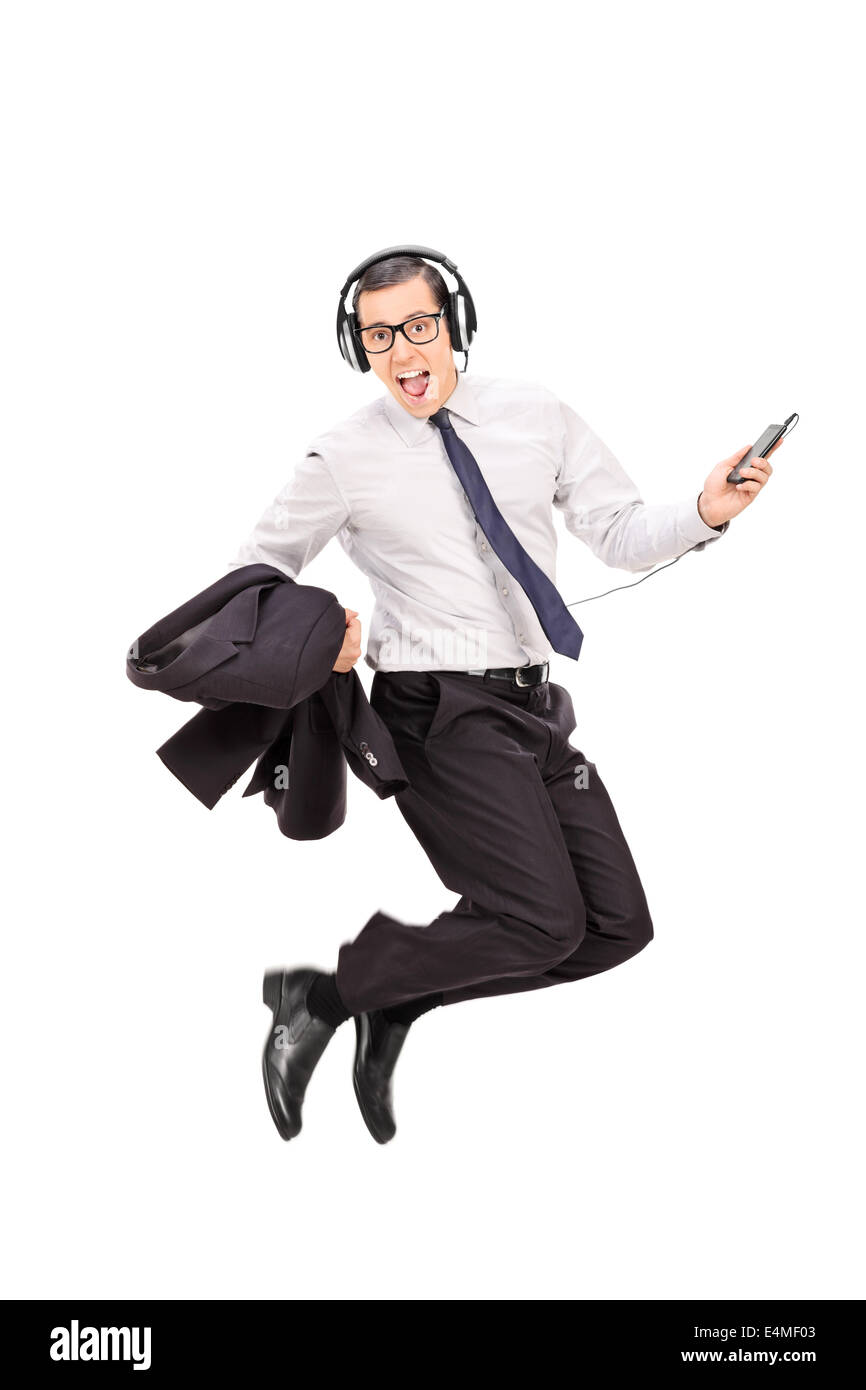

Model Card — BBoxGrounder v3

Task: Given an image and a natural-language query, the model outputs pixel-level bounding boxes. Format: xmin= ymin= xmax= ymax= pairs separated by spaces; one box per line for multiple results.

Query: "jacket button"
xmin=359 ymin=741 xmax=368 ymax=752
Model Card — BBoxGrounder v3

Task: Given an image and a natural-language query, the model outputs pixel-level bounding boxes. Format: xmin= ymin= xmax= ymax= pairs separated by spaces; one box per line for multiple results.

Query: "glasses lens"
xmin=404 ymin=315 xmax=438 ymax=343
xmin=359 ymin=325 xmax=394 ymax=352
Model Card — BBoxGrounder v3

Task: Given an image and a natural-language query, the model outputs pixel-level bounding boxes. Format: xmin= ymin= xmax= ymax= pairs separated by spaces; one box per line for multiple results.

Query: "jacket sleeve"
xmin=552 ymin=397 xmax=729 ymax=573
xmin=227 ymin=450 xmax=351 ymax=578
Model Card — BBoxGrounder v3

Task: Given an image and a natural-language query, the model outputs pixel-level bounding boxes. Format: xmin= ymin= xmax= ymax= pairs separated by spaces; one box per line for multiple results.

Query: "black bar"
xmin=2 ymin=1299 xmax=863 ymax=1375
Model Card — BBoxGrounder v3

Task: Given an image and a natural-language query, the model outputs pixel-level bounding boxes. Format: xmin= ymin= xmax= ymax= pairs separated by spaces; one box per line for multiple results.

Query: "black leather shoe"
xmin=352 ymin=1009 xmax=410 ymax=1144
xmin=262 ymin=968 xmax=335 ymax=1141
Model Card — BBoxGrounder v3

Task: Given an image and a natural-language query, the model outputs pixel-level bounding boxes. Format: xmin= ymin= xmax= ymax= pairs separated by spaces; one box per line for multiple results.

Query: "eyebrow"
xmin=362 ymin=307 xmax=434 ymax=329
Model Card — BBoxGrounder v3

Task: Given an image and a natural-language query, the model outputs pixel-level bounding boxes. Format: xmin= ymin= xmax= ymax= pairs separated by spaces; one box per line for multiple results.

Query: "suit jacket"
xmin=126 ymin=564 xmax=409 ymax=839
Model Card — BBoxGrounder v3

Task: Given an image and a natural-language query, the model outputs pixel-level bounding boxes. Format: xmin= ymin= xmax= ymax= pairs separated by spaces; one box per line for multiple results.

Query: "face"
xmin=357 ymin=274 xmax=459 ymax=417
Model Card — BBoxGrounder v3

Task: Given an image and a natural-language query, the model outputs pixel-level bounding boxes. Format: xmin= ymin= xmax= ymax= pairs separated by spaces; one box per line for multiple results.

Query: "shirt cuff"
xmin=676 ymin=494 xmax=730 ymax=551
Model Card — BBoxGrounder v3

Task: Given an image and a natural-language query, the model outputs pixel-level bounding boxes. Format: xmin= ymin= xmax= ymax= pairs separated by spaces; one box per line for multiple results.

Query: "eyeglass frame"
xmin=353 ymin=306 xmax=448 ymax=354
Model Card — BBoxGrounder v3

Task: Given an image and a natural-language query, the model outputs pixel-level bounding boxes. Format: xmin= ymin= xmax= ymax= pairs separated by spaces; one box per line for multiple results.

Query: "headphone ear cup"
xmin=462 ymin=286 xmax=477 ymax=345
xmin=446 ymin=292 xmax=463 ymax=352
xmin=446 ymin=291 xmax=474 ymax=353
xmin=338 ymin=310 xmax=370 ymax=373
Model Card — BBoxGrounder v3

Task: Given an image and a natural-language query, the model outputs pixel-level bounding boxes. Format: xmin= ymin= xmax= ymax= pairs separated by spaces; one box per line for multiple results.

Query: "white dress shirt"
xmin=228 ymin=372 xmax=727 ymax=672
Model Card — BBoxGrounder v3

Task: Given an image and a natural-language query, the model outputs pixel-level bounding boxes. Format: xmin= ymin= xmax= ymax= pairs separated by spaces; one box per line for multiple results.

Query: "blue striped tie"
xmin=430 ymin=406 xmax=584 ymax=661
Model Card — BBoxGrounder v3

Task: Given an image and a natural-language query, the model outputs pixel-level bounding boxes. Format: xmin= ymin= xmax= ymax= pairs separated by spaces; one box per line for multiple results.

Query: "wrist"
xmin=697 ymin=491 xmax=726 ymax=531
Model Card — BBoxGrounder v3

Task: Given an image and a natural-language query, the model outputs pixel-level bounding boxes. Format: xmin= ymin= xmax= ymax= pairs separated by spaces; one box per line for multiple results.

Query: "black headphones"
xmin=336 ymin=244 xmax=478 ymax=373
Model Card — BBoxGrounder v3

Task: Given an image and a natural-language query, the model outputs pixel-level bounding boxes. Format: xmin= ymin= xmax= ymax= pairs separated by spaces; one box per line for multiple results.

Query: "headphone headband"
xmin=336 ymin=243 xmax=477 ymax=374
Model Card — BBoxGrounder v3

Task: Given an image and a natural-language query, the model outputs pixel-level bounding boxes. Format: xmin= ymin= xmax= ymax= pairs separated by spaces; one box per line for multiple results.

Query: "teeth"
xmin=397 ymin=369 xmax=427 ymax=379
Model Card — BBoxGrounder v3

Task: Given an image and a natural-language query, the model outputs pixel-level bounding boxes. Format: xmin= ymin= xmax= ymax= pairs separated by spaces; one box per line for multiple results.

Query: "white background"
xmin=2 ymin=0 xmax=863 ymax=1300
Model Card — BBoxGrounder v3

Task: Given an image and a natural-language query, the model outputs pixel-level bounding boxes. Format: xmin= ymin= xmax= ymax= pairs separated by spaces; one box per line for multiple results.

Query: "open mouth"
xmin=396 ymin=369 xmax=430 ymax=400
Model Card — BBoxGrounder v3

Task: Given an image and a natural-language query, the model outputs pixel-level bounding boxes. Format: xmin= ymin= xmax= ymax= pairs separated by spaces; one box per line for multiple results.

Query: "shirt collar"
xmin=381 ymin=370 xmax=480 ymax=447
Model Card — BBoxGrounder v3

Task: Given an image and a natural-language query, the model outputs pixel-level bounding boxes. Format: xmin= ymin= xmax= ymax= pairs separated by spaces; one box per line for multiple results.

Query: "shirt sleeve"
xmin=552 ymin=397 xmax=729 ymax=573
xmin=226 ymin=450 xmax=351 ymax=577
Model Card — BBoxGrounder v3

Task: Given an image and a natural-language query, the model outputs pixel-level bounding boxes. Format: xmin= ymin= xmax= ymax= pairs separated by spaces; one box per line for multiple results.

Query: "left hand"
xmin=697 ymin=434 xmax=784 ymax=529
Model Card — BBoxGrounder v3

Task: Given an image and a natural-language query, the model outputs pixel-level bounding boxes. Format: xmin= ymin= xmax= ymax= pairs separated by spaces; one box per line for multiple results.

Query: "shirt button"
xmin=501 ymin=586 xmax=509 ymax=595
xmin=480 ymin=541 xmax=488 ymax=551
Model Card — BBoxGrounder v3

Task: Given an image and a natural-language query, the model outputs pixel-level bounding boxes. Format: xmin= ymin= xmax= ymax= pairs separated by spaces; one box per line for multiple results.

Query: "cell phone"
xmin=727 ymin=413 xmax=799 ymax=484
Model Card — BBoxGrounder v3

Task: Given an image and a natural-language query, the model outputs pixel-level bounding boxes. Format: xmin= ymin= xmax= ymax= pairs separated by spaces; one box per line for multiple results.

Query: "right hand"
xmin=333 ymin=608 xmax=362 ymax=672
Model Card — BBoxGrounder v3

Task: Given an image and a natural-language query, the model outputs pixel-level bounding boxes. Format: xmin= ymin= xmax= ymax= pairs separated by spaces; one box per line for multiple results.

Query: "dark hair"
xmin=352 ymin=254 xmax=449 ymax=328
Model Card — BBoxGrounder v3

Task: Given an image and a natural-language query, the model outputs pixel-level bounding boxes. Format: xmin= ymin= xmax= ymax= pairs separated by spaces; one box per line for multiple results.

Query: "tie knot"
xmin=429 ymin=407 xmax=453 ymax=431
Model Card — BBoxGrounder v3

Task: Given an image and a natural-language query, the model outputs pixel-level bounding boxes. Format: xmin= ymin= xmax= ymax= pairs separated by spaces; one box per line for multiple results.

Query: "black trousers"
xmin=335 ymin=669 xmax=654 ymax=1015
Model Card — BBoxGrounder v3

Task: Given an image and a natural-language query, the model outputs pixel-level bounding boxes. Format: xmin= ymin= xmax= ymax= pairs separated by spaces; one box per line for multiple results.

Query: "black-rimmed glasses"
xmin=354 ymin=308 xmax=447 ymax=354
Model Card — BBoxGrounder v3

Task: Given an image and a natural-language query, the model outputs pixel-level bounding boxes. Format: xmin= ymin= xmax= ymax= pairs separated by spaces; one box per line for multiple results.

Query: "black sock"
xmin=306 ymin=972 xmax=350 ymax=1029
xmin=382 ymin=992 xmax=443 ymax=1027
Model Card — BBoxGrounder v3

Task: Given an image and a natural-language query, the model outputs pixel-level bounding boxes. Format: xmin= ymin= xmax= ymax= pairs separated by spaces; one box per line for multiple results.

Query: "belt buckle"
xmin=514 ymin=664 xmax=533 ymax=687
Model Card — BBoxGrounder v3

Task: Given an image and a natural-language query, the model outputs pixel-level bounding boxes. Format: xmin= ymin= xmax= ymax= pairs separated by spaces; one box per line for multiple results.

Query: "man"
xmin=234 ymin=251 xmax=779 ymax=1144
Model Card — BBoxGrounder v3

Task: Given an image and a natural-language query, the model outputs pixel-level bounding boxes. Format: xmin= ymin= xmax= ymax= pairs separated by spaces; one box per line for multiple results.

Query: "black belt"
xmin=464 ymin=662 xmax=549 ymax=688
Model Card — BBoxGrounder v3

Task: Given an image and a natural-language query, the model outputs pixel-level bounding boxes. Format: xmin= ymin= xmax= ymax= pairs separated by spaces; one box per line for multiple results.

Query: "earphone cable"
xmin=564 ymin=547 xmax=696 ymax=607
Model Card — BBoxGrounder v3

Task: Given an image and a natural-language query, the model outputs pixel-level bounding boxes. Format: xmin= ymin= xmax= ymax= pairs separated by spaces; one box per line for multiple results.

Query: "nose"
xmin=393 ymin=332 xmax=415 ymax=356
xmin=392 ymin=344 xmax=425 ymax=372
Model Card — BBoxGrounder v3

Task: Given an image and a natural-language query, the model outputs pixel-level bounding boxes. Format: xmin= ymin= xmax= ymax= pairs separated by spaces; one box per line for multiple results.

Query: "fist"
xmin=333 ymin=608 xmax=362 ymax=672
